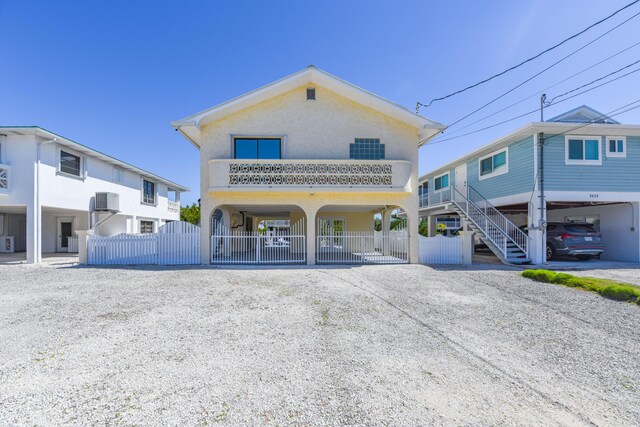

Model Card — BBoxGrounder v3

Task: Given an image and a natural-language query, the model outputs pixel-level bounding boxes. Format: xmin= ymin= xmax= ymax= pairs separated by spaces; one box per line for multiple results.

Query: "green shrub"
xmin=522 ymin=269 xmax=640 ymax=305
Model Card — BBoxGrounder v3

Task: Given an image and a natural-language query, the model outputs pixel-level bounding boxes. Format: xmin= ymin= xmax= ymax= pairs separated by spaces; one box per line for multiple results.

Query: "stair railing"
xmin=453 ymin=186 xmax=529 ymax=258
xmin=452 ymin=187 xmax=508 ymax=258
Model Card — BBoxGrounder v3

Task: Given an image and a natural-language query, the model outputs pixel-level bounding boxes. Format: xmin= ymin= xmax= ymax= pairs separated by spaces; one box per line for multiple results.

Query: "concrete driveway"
xmin=0 ymin=263 xmax=638 ymax=426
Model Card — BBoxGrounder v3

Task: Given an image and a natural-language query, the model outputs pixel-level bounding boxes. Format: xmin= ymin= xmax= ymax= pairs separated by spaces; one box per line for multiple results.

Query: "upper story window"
xmin=234 ymin=138 xmax=281 ymax=159
xmin=606 ymin=136 xmax=626 ymax=158
xmin=142 ymin=179 xmax=156 ymax=205
xmin=113 ymin=167 xmax=125 ymax=184
xmin=349 ymin=138 xmax=385 ymax=160
xmin=59 ymin=150 xmax=82 ymax=177
xmin=565 ymin=136 xmax=601 ymax=165
xmin=434 ymin=173 xmax=449 ymax=191
xmin=479 ymin=148 xmax=508 ymax=180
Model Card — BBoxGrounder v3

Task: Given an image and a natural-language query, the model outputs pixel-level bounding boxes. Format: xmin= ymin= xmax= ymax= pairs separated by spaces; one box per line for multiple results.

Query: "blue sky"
xmin=1 ymin=0 xmax=639 ymax=205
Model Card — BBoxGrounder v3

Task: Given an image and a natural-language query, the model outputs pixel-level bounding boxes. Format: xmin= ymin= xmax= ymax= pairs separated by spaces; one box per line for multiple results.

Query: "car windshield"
xmin=564 ymin=224 xmax=596 ymax=233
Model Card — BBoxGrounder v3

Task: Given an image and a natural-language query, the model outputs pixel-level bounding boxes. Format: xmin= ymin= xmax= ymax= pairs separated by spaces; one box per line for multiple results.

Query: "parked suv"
xmin=521 ymin=222 xmax=604 ymax=261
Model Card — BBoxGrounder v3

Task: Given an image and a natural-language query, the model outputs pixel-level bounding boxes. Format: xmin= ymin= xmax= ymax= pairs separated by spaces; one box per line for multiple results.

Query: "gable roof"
xmin=172 ymin=66 xmax=445 ymax=148
xmin=0 ymin=126 xmax=189 ymax=192
xmin=547 ymin=105 xmax=620 ymax=124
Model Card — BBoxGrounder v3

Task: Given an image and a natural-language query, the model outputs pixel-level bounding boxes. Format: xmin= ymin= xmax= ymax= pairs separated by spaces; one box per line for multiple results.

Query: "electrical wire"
xmin=417 ymin=0 xmax=640 ymax=108
xmin=429 ymin=40 xmax=640 ymax=139
xmin=424 ymin=68 xmax=640 ymax=146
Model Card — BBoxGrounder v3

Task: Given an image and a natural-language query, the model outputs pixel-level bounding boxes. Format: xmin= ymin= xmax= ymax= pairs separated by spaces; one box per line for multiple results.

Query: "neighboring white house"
xmin=0 ymin=126 xmax=188 ymax=263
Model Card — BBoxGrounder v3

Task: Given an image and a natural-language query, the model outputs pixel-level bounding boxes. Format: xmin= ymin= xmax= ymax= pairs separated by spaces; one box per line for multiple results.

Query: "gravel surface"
xmin=0 ymin=262 xmax=638 ymax=426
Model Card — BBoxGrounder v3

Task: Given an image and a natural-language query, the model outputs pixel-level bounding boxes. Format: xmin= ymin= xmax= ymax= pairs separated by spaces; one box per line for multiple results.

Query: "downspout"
xmin=36 ymin=137 xmax=57 ymax=262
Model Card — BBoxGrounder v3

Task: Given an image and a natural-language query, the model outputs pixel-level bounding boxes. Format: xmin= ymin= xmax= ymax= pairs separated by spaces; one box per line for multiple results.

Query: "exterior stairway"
xmin=451 ymin=186 xmax=531 ymax=265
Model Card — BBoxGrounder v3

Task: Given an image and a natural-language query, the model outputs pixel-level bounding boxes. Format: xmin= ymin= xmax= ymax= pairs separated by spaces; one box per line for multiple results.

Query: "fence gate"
xmin=419 ymin=235 xmax=462 ymax=264
xmin=316 ymin=220 xmax=408 ymax=264
xmin=87 ymin=221 xmax=201 ymax=265
xmin=211 ymin=218 xmax=306 ymax=264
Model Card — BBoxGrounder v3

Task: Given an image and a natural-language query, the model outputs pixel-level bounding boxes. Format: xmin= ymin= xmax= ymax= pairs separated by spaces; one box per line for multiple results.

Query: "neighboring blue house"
xmin=419 ymin=106 xmax=640 ymax=264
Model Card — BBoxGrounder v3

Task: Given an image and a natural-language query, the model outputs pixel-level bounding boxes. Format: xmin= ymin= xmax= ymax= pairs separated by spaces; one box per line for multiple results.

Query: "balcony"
xmin=208 ymin=159 xmax=412 ymax=192
xmin=419 ymin=188 xmax=453 ymax=209
xmin=168 ymin=200 xmax=180 ymax=214
xmin=0 ymin=164 xmax=9 ymax=193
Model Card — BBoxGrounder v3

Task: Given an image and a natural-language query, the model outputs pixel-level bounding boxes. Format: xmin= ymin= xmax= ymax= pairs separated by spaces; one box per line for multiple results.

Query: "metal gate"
xmin=211 ymin=218 xmax=306 ymax=264
xmin=316 ymin=220 xmax=408 ymax=264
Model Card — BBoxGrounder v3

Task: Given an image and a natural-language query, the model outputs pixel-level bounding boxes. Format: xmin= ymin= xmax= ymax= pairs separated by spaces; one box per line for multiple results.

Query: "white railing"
xmin=0 ymin=164 xmax=10 ymax=191
xmin=318 ymin=229 xmax=408 ymax=264
xmin=452 ymin=186 xmax=528 ymax=259
xmin=87 ymin=221 xmax=200 ymax=265
xmin=426 ymin=188 xmax=453 ymax=207
xmin=419 ymin=193 xmax=429 ymax=208
xmin=419 ymin=235 xmax=462 ymax=264
xmin=211 ymin=218 xmax=306 ymax=264
xmin=208 ymin=159 xmax=412 ymax=191
xmin=168 ymin=200 xmax=180 ymax=214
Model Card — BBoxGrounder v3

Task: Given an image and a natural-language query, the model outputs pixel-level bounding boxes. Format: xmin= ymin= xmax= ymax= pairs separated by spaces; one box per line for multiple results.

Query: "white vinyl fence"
xmin=419 ymin=235 xmax=462 ymax=264
xmin=87 ymin=221 xmax=200 ymax=265
xmin=211 ymin=218 xmax=306 ymax=264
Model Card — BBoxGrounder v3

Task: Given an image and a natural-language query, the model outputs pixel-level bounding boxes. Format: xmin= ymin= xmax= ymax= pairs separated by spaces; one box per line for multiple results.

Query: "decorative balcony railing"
xmin=208 ymin=159 xmax=412 ymax=191
xmin=0 ymin=164 xmax=10 ymax=192
xmin=168 ymin=200 xmax=180 ymax=214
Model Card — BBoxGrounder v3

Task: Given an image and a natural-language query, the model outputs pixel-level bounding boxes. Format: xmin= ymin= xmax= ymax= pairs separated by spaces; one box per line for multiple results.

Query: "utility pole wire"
xmin=416 ymin=0 xmax=640 ymax=110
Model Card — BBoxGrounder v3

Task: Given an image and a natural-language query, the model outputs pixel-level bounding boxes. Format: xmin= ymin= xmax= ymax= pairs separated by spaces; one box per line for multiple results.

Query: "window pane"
xmin=585 ymin=140 xmax=599 ymax=160
xmin=609 ymin=140 xmax=616 ymax=152
xmin=258 ymin=139 xmax=281 ymax=159
xmin=493 ymin=151 xmax=506 ymax=169
xmin=60 ymin=151 xmax=81 ymax=176
xmin=480 ymin=157 xmax=493 ymax=175
xmin=568 ymin=140 xmax=583 ymax=160
xmin=434 ymin=177 xmax=441 ymax=190
xmin=441 ymin=174 xmax=449 ymax=188
xmin=143 ymin=180 xmax=155 ymax=204
xmin=618 ymin=140 xmax=624 ymax=153
xmin=234 ymin=139 xmax=258 ymax=159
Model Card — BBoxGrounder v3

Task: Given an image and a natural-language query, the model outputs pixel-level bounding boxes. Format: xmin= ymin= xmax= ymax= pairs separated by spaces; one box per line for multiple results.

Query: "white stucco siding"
xmin=35 ymin=141 xmax=178 ymax=222
xmin=199 ymin=84 xmax=418 ymax=168
xmin=0 ymin=133 xmax=37 ymax=206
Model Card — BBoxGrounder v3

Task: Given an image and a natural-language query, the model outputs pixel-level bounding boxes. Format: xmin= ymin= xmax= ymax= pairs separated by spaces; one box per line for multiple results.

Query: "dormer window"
xmin=306 ymin=87 xmax=316 ymax=100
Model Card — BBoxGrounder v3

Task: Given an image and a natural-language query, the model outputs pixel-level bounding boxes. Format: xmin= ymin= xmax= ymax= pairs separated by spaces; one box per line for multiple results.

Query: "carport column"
xmin=75 ymin=230 xmax=94 ymax=265
xmin=304 ymin=206 xmax=319 ymax=265
xmin=528 ymin=196 xmax=546 ymax=264
xmin=26 ymin=204 xmax=40 ymax=264
xmin=401 ymin=205 xmax=420 ymax=264
xmin=427 ymin=215 xmax=437 ymax=237
xmin=459 ymin=230 xmax=473 ymax=266
xmin=382 ymin=209 xmax=392 ymax=255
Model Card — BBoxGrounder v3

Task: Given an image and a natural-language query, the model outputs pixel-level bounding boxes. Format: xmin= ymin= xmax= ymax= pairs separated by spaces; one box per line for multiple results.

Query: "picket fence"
xmin=419 ymin=235 xmax=462 ymax=264
xmin=87 ymin=221 xmax=200 ymax=265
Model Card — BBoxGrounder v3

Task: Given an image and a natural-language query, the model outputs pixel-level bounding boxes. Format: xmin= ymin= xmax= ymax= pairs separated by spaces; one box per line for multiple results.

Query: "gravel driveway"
xmin=0 ymin=263 xmax=638 ymax=426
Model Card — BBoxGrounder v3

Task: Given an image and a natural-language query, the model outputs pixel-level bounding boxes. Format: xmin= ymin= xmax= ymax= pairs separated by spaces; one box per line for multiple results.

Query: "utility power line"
xmin=429 ymin=9 xmax=640 ymax=135
xmin=416 ymin=0 xmax=640 ymax=109
xmin=429 ymin=40 xmax=640 ymax=140
xmin=424 ymin=68 xmax=640 ymax=146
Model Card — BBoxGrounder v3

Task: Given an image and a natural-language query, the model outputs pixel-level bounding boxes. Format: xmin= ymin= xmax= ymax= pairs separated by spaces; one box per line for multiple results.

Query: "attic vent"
xmin=306 ymin=87 xmax=316 ymax=100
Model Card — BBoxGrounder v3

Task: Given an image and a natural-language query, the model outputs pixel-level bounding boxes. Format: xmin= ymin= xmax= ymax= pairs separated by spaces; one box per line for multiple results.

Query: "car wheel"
xmin=576 ymin=255 xmax=593 ymax=261
xmin=546 ymin=244 xmax=556 ymax=261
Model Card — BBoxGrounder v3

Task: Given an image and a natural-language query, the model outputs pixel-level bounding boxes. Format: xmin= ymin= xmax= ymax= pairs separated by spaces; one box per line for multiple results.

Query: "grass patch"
xmin=522 ymin=269 xmax=640 ymax=305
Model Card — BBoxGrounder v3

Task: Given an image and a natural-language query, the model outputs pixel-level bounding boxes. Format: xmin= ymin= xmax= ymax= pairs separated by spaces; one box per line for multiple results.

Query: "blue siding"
xmin=466 ymin=135 xmax=534 ymax=199
xmin=427 ymin=168 xmax=455 ymax=197
xmin=545 ymin=135 xmax=640 ymax=191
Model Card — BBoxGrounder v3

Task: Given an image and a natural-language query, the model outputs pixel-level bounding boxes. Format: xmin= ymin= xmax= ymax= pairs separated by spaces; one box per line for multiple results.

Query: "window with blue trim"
xmin=349 ymin=138 xmax=385 ymax=160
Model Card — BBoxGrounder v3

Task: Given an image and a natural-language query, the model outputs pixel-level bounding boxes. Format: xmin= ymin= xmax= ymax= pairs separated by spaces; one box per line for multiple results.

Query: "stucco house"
xmin=0 ymin=127 xmax=188 ymax=263
xmin=173 ymin=66 xmax=443 ymax=265
xmin=419 ymin=106 xmax=640 ymax=264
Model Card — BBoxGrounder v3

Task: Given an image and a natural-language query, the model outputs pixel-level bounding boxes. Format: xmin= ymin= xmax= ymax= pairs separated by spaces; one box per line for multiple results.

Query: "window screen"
xmin=60 ymin=151 xmax=81 ymax=176
xmin=234 ymin=138 xmax=281 ymax=159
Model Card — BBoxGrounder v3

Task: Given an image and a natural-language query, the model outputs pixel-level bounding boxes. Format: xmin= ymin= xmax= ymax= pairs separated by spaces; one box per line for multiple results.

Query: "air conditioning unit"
xmin=95 ymin=192 xmax=120 ymax=212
